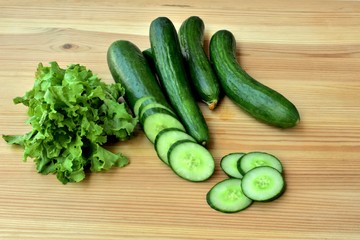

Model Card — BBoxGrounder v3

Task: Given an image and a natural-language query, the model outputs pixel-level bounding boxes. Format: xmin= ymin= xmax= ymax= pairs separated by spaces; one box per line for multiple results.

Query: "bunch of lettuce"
xmin=3 ymin=62 xmax=137 ymax=184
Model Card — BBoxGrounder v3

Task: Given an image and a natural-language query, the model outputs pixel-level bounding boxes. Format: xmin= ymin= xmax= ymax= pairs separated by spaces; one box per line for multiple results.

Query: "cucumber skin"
xmin=179 ymin=16 xmax=220 ymax=110
xmin=149 ymin=17 xmax=210 ymax=145
xmin=107 ymin=40 xmax=171 ymax=113
xmin=209 ymin=30 xmax=300 ymax=128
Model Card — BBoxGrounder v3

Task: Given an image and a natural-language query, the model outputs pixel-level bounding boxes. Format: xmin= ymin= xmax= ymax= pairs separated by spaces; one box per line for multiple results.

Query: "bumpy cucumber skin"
xmin=149 ymin=17 xmax=210 ymax=145
xmin=209 ymin=30 xmax=300 ymax=128
xmin=107 ymin=40 xmax=171 ymax=113
xmin=179 ymin=16 xmax=220 ymax=110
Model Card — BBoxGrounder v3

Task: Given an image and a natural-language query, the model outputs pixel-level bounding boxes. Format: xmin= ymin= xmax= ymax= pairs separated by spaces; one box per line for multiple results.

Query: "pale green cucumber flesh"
xmin=207 ymin=178 xmax=253 ymax=213
xmin=220 ymin=152 xmax=245 ymax=179
xmin=241 ymin=166 xmax=285 ymax=202
xmin=168 ymin=140 xmax=214 ymax=182
xmin=155 ymin=128 xmax=195 ymax=165
xmin=238 ymin=152 xmax=283 ymax=175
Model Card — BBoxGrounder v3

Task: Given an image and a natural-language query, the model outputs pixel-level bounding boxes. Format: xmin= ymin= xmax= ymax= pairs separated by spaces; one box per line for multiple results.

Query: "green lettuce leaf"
xmin=3 ymin=62 xmax=137 ymax=184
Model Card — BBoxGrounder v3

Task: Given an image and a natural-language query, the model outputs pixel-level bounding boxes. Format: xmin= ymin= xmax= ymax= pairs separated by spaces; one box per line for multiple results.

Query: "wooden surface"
xmin=1 ymin=0 xmax=359 ymax=239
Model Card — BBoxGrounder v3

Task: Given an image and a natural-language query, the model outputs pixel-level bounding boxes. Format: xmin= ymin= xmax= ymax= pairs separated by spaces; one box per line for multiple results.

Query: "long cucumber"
xmin=149 ymin=17 xmax=209 ymax=145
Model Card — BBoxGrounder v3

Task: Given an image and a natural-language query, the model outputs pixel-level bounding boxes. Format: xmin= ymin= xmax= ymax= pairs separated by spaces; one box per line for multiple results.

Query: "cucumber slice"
xmin=241 ymin=166 xmax=285 ymax=202
xmin=220 ymin=152 xmax=245 ymax=179
xmin=237 ymin=152 xmax=283 ymax=175
xmin=133 ymin=96 xmax=154 ymax=116
xmin=139 ymin=98 xmax=175 ymax=119
xmin=154 ymin=128 xmax=195 ymax=165
xmin=168 ymin=140 xmax=215 ymax=182
xmin=207 ymin=178 xmax=253 ymax=213
xmin=141 ymin=108 xmax=185 ymax=143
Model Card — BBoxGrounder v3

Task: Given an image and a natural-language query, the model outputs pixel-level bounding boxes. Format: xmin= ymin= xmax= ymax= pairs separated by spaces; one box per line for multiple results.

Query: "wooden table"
xmin=1 ymin=0 xmax=359 ymax=239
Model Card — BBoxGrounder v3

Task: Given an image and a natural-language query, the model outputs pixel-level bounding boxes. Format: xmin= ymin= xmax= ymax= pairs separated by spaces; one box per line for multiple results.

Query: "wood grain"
xmin=0 ymin=0 xmax=359 ymax=239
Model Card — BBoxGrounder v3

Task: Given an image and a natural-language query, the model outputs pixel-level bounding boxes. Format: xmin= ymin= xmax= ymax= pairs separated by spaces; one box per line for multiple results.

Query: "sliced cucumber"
xmin=220 ymin=152 xmax=245 ymax=179
xmin=141 ymin=108 xmax=185 ymax=143
xmin=241 ymin=166 xmax=285 ymax=202
xmin=133 ymin=96 xmax=154 ymax=117
xmin=207 ymin=178 xmax=253 ymax=213
xmin=139 ymin=98 xmax=175 ymax=119
xmin=154 ymin=128 xmax=195 ymax=165
xmin=238 ymin=152 xmax=283 ymax=175
xmin=168 ymin=140 xmax=215 ymax=182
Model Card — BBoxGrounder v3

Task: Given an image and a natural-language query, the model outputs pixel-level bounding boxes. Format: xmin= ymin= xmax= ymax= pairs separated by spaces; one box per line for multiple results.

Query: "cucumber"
xmin=141 ymin=107 xmax=185 ymax=143
xmin=207 ymin=178 xmax=253 ymax=213
xmin=138 ymin=97 xmax=175 ymax=119
xmin=179 ymin=16 xmax=220 ymax=110
xmin=209 ymin=30 xmax=300 ymax=128
xmin=107 ymin=40 xmax=171 ymax=114
xmin=220 ymin=152 xmax=245 ymax=179
xmin=238 ymin=152 xmax=283 ymax=175
xmin=149 ymin=17 xmax=210 ymax=146
xmin=154 ymin=128 xmax=195 ymax=165
xmin=133 ymin=96 xmax=155 ymax=117
xmin=241 ymin=166 xmax=285 ymax=202
xmin=168 ymin=140 xmax=215 ymax=182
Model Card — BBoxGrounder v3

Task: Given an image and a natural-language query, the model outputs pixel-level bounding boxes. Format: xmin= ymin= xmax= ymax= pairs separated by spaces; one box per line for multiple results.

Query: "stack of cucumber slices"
xmin=207 ymin=152 xmax=286 ymax=213
xmin=135 ymin=96 xmax=215 ymax=182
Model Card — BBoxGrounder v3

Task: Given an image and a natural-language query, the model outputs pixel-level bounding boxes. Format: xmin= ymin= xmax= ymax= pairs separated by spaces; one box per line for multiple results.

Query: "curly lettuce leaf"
xmin=3 ymin=62 xmax=137 ymax=184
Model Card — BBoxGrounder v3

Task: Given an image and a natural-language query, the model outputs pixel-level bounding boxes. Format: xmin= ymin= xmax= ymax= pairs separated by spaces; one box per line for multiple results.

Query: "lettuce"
xmin=3 ymin=62 xmax=137 ymax=184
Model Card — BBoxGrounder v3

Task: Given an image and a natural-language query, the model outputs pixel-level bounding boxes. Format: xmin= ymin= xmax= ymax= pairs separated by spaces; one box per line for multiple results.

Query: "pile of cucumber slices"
xmin=208 ymin=152 xmax=286 ymax=213
xmin=107 ymin=16 xmax=298 ymax=213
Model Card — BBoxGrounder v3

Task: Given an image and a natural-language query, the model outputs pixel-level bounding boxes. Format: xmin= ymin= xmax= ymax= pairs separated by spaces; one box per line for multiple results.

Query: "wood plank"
xmin=0 ymin=0 xmax=359 ymax=239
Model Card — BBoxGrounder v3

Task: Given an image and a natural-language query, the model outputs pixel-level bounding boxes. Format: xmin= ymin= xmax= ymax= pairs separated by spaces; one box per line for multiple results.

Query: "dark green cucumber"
xmin=209 ymin=30 xmax=300 ymax=128
xmin=107 ymin=40 xmax=171 ymax=114
xmin=179 ymin=16 xmax=220 ymax=110
xmin=149 ymin=17 xmax=209 ymax=146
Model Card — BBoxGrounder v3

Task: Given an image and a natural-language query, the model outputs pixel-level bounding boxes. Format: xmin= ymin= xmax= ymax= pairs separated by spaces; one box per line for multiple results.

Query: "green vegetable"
xmin=149 ymin=17 xmax=210 ymax=146
xmin=2 ymin=62 xmax=137 ymax=184
xmin=210 ymin=30 xmax=300 ymax=128
xmin=179 ymin=16 xmax=220 ymax=110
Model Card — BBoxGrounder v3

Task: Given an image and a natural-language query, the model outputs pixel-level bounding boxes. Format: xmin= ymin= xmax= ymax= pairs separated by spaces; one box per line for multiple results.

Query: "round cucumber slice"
xmin=142 ymin=108 xmax=185 ymax=143
xmin=238 ymin=152 xmax=283 ymax=175
xmin=168 ymin=140 xmax=215 ymax=182
xmin=154 ymin=128 xmax=195 ymax=165
xmin=241 ymin=166 xmax=285 ymax=202
xmin=207 ymin=178 xmax=253 ymax=213
xmin=220 ymin=152 xmax=245 ymax=179
xmin=133 ymin=96 xmax=154 ymax=116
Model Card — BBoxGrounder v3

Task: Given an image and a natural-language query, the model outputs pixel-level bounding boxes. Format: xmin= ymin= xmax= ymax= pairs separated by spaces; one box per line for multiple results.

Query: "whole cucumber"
xmin=107 ymin=40 xmax=171 ymax=113
xmin=179 ymin=16 xmax=221 ymax=110
xmin=149 ymin=17 xmax=209 ymax=145
xmin=210 ymin=30 xmax=300 ymax=128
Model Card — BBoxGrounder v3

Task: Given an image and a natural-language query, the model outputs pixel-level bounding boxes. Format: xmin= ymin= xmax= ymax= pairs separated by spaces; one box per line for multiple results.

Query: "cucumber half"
xmin=220 ymin=152 xmax=245 ymax=179
xmin=168 ymin=140 xmax=215 ymax=182
xmin=207 ymin=178 xmax=253 ymax=213
xmin=241 ymin=166 xmax=285 ymax=202
xmin=154 ymin=128 xmax=195 ymax=165
xmin=238 ymin=152 xmax=283 ymax=175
